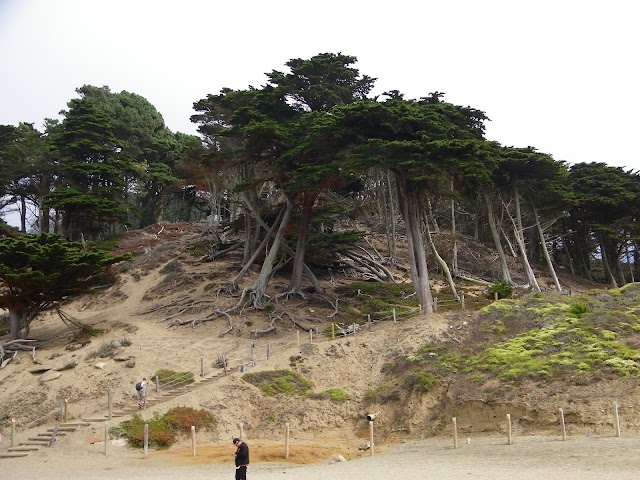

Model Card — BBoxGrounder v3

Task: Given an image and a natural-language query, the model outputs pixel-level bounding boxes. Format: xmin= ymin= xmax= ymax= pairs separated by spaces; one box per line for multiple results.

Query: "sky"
xmin=0 ymin=0 xmax=639 ymax=174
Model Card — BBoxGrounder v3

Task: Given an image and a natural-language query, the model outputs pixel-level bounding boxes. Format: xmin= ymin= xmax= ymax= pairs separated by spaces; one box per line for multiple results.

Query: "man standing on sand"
xmin=233 ymin=437 xmax=249 ymax=480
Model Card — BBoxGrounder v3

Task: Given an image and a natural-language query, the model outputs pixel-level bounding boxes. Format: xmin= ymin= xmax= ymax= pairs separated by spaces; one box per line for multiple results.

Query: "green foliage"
xmin=335 ymin=281 xmax=419 ymax=320
xmin=115 ymin=407 xmax=215 ymax=449
xmin=379 ymin=286 xmax=640 ymax=394
xmin=0 ymin=233 xmax=128 ymax=339
xmin=313 ymin=387 xmax=350 ymax=401
xmin=242 ymin=369 xmax=313 ymax=396
xmin=486 ymin=280 xmax=513 ymax=300
xmin=153 ymin=369 xmax=195 ymax=388
xmin=402 ymin=371 xmax=437 ymax=392
xmin=567 ymin=301 xmax=589 ymax=317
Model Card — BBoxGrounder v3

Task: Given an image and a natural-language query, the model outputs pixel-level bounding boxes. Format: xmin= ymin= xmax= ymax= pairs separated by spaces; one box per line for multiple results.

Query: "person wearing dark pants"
xmin=233 ymin=437 xmax=249 ymax=480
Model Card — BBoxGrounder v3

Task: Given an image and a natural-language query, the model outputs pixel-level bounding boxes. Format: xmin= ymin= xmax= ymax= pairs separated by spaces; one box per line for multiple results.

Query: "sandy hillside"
xmin=1 ymin=222 xmax=640 ymax=479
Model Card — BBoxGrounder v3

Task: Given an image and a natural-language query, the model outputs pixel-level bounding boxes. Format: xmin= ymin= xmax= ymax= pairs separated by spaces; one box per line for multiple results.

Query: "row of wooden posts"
xmin=2 ymin=400 xmax=624 ymax=457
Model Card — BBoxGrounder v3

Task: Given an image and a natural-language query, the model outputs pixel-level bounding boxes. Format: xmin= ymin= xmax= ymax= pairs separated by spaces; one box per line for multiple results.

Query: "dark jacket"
xmin=235 ymin=441 xmax=249 ymax=466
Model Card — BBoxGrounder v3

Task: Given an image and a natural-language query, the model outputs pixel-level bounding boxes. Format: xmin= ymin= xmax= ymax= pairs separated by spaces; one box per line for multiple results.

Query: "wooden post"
xmin=331 ymin=323 xmax=335 ymax=340
xmin=64 ymin=399 xmax=69 ymax=422
xmin=285 ymin=422 xmax=290 ymax=459
xmin=433 ymin=297 xmax=438 ymax=312
xmin=191 ymin=426 xmax=196 ymax=456
xmin=452 ymin=417 xmax=458 ymax=449
xmin=494 ymin=292 xmax=499 ymax=301
xmin=107 ymin=389 xmax=113 ymax=420
xmin=144 ymin=424 xmax=149 ymax=458
xmin=267 ymin=343 xmax=271 ymax=360
xmin=368 ymin=314 xmax=371 ymax=331
xmin=297 ymin=330 xmax=300 ymax=347
xmin=613 ymin=402 xmax=621 ymax=437
xmin=461 ymin=295 xmax=465 ymax=310
xmin=559 ymin=408 xmax=566 ymax=441
xmin=419 ymin=304 xmax=422 ymax=314
xmin=369 ymin=420 xmax=375 ymax=456
xmin=154 ymin=375 xmax=160 ymax=392
xmin=223 ymin=355 xmax=228 ymax=376
xmin=11 ymin=418 xmax=16 ymax=447
xmin=59 ymin=399 xmax=65 ymax=421
xmin=393 ymin=308 xmax=396 ymax=324
xmin=239 ymin=422 xmax=244 ymax=440
xmin=309 ymin=330 xmax=313 ymax=344
xmin=200 ymin=356 xmax=205 ymax=377
xmin=251 ymin=343 xmax=256 ymax=366
xmin=104 ymin=422 xmax=109 ymax=456
xmin=353 ymin=322 xmax=357 ymax=339
xmin=506 ymin=414 xmax=512 ymax=445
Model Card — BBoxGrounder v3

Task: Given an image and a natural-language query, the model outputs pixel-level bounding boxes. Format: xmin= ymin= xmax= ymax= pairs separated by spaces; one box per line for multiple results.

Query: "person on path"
xmin=233 ymin=437 xmax=249 ymax=480
xmin=135 ymin=377 xmax=147 ymax=409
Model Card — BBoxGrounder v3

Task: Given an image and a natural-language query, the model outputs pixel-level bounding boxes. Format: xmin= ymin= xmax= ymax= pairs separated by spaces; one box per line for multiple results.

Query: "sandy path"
xmin=5 ymin=434 xmax=639 ymax=480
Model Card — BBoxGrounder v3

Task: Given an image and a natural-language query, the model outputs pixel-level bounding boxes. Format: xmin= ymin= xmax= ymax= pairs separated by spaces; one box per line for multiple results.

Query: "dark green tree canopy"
xmin=0 ymin=233 xmax=128 ymax=339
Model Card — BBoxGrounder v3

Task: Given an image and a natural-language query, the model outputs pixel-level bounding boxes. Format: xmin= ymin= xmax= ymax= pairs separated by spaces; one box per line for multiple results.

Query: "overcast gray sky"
xmin=1 ymin=0 xmax=638 ymax=171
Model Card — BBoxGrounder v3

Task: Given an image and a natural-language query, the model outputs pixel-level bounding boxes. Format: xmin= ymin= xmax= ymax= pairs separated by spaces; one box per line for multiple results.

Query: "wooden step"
xmin=46 ymin=427 xmax=76 ymax=432
xmin=8 ymin=446 xmax=39 ymax=451
xmin=19 ymin=441 xmax=49 ymax=446
xmin=60 ymin=422 xmax=91 ymax=427
xmin=0 ymin=452 xmax=30 ymax=458
xmin=36 ymin=432 xmax=66 ymax=437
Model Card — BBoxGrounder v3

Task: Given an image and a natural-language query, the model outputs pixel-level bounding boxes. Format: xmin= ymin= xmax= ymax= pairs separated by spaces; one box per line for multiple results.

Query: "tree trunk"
xmin=425 ymin=217 xmax=459 ymax=300
xmin=396 ymin=178 xmax=433 ymax=313
xmin=599 ymin=233 xmax=618 ymax=288
xmin=288 ymin=196 xmax=315 ymax=293
xmin=532 ymin=203 xmax=562 ymax=292
xmin=484 ymin=192 xmax=512 ymax=283
xmin=250 ymin=198 xmax=294 ymax=306
xmin=450 ymin=179 xmax=459 ymax=276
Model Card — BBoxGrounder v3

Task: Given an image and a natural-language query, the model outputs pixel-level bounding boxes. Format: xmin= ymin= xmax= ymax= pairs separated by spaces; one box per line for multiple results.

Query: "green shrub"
xmin=486 ymin=281 xmax=513 ymax=300
xmin=242 ymin=369 xmax=313 ymax=396
xmin=153 ymin=369 xmax=195 ymax=388
xmin=115 ymin=407 xmax=216 ymax=449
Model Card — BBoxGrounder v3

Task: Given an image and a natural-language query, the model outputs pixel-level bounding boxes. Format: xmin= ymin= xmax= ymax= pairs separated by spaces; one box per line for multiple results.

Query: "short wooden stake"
xmin=104 ymin=422 xmax=109 ymax=456
xmin=144 ymin=424 xmax=149 ymax=458
xmin=393 ymin=308 xmax=397 ymax=324
xmin=461 ymin=295 xmax=465 ymax=310
xmin=506 ymin=414 xmax=512 ymax=445
xmin=368 ymin=314 xmax=371 ymax=331
xmin=251 ymin=343 xmax=256 ymax=366
xmin=107 ymin=389 xmax=113 ymax=420
xmin=223 ymin=355 xmax=228 ymax=376
xmin=613 ymin=402 xmax=621 ymax=437
xmin=331 ymin=323 xmax=335 ymax=340
xmin=559 ymin=408 xmax=566 ymax=441
xmin=353 ymin=322 xmax=357 ymax=339
xmin=267 ymin=343 xmax=271 ymax=360
xmin=433 ymin=297 xmax=438 ymax=312
xmin=452 ymin=417 xmax=458 ymax=449
xmin=154 ymin=375 xmax=160 ymax=392
xmin=11 ymin=418 xmax=16 ymax=447
xmin=200 ymin=356 xmax=205 ymax=377
xmin=191 ymin=426 xmax=196 ymax=456
xmin=285 ymin=422 xmax=290 ymax=459
xmin=369 ymin=420 xmax=374 ymax=456
xmin=494 ymin=292 xmax=499 ymax=301
xmin=309 ymin=330 xmax=313 ymax=344
xmin=64 ymin=399 xmax=69 ymax=422
xmin=297 ymin=330 xmax=300 ymax=347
